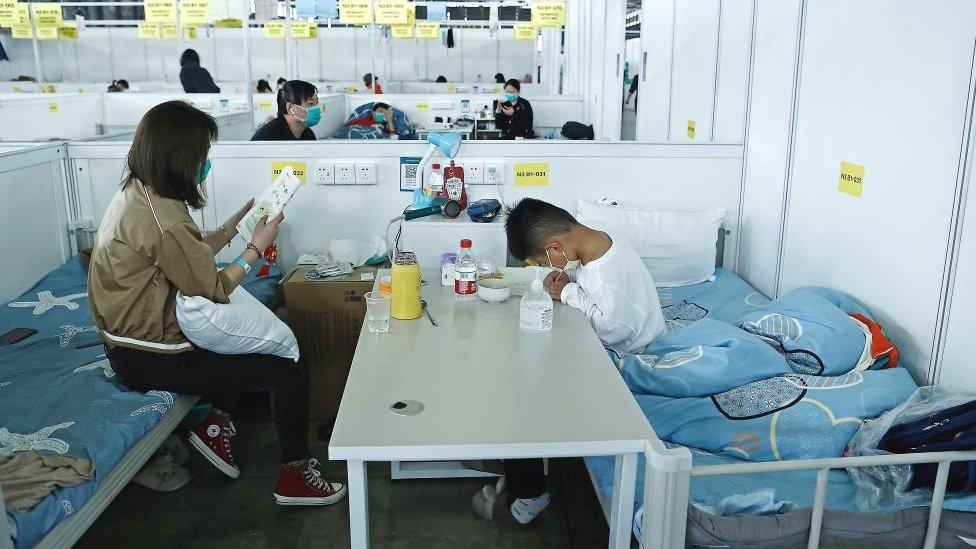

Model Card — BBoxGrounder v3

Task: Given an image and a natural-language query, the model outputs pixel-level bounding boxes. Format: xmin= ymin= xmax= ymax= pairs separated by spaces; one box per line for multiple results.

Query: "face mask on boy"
xmin=546 ymin=247 xmax=581 ymax=282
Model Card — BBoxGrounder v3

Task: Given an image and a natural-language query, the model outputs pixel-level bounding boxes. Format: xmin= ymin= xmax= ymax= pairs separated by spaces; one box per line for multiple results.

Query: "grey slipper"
xmin=472 ymin=484 xmax=509 ymax=521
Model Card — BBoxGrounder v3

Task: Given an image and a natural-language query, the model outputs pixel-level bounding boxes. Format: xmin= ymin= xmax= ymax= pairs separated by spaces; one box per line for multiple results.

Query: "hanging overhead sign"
xmin=144 ymin=0 xmax=176 ymax=23
xmin=138 ymin=22 xmax=161 ymax=38
xmin=339 ymin=0 xmax=371 ymax=24
xmin=161 ymin=22 xmax=179 ymax=38
xmin=36 ymin=26 xmax=58 ymax=39
xmin=391 ymin=24 xmax=412 ymax=38
xmin=416 ymin=21 xmax=438 ymax=39
xmin=31 ymin=3 xmax=62 ymax=27
xmin=291 ymin=21 xmax=313 ymax=38
xmin=530 ymin=1 xmax=565 ymax=27
xmin=179 ymin=0 xmax=209 ymax=25
xmin=263 ymin=20 xmax=284 ymax=37
xmin=374 ymin=0 xmax=407 ymax=25
xmin=0 ymin=0 xmax=25 ymax=27
xmin=58 ymin=23 xmax=79 ymax=39
xmin=10 ymin=25 xmax=31 ymax=38
xmin=513 ymin=24 xmax=535 ymax=40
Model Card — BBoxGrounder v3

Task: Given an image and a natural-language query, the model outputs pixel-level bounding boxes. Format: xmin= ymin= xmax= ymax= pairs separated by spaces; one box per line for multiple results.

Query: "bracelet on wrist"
xmin=245 ymin=243 xmax=262 ymax=257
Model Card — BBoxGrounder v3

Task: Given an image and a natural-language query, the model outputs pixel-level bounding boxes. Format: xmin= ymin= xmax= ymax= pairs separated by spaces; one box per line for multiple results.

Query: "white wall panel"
xmin=777 ymin=0 xmax=976 ymax=382
xmin=669 ymin=0 xmax=719 ymax=142
xmin=69 ymin=142 xmax=743 ymax=270
xmin=736 ymin=0 xmax=801 ymax=295
xmin=712 ymin=0 xmax=753 ymax=142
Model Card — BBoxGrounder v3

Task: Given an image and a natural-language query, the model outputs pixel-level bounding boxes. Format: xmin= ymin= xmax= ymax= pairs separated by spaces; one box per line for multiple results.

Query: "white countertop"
xmin=329 ymin=269 xmax=651 ymax=461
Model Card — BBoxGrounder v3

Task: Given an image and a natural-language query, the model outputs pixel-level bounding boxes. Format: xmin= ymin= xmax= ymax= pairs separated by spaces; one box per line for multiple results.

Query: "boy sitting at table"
xmin=471 ymin=198 xmax=666 ymax=525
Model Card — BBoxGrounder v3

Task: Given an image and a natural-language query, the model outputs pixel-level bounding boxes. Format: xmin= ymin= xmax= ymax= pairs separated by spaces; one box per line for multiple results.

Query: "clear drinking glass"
xmin=364 ymin=291 xmax=391 ymax=334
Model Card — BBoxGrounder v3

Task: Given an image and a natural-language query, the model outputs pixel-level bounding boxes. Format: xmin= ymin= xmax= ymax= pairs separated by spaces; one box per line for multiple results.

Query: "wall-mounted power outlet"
xmin=465 ymin=162 xmax=485 ymax=185
xmin=335 ymin=163 xmax=355 ymax=185
xmin=313 ymin=161 xmax=334 ymax=185
xmin=355 ymin=163 xmax=377 ymax=185
xmin=484 ymin=163 xmax=505 ymax=185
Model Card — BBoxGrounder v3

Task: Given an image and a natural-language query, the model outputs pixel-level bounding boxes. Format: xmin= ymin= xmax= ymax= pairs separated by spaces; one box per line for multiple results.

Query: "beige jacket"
xmin=88 ymin=179 xmax=234 ymax=353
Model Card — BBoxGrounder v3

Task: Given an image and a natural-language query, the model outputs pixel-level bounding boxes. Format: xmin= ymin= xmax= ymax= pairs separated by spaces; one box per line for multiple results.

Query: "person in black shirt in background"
xmin=494 ymin=72 xmax=505 ymax=84
xmin=179 ymin=49 xmax=220 ymax=93
xmin=251 ymin=80 xmax=320 ymax=141
xmin=494 ymin=79 xmax=535 ymax=139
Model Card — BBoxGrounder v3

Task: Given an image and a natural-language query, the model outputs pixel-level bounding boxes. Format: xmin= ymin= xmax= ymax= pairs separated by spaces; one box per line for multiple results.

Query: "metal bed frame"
xmin=0 ymin=359 xmax=198 ymax=549
xmin=582 ymin=228 xmax=976 ymax=548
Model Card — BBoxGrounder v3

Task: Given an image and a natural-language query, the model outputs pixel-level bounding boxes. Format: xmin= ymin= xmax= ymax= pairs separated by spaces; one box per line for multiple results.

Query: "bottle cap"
xmin=432 ymin=163 xmax=440 ymax=169
xmin=460 ymin=239 xmax=472 ymax=248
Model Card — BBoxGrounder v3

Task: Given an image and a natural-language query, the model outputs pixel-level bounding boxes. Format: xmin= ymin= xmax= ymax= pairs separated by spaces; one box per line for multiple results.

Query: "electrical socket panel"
xmin=313 ymin=161 xmax=334 ymax=185
xmin=484 ymin=162 xmax=505 ymax=185
xmin=464 ymin=162 xmax=485 ymax=185
xmin=355 ymin=163 xmax=377 ymax=185
xmin=335 ymin=163 xmax=355 ymax=185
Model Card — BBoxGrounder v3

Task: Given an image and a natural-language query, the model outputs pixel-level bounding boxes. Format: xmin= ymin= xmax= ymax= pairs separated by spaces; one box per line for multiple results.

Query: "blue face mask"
xmin=374 ymin=111 xmax=386 ymax=123
xmin=196 ymin=158 xmax=211 ymax=185
xmin=505 ymin=92 xmax=518 ymax=104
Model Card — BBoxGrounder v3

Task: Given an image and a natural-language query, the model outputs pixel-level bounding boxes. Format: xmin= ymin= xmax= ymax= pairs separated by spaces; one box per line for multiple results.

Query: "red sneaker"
xmin=187 ymin=412 xmax=240 ymax=479
xmin=273 ymin=458 xmax=347 ymax=506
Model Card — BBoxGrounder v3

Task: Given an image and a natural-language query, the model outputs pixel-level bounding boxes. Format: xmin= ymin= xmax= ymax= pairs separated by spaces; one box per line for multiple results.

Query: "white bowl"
xmin=477 ymin=279 xmax=513 ymax=303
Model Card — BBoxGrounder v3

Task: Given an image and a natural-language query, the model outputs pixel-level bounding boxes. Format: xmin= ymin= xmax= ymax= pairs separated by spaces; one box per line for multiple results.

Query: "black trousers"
xmin=504 ymin=459 xmax=547 ymax=499
xmin=106 ymin=345 xmax=311 ymax=463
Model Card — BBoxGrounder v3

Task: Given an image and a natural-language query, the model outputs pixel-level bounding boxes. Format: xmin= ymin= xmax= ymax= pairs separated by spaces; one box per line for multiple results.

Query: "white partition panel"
xmin=68 ymin=142 xmax=743 ymax=271
xmin=0 ymin=144 xmax=70 ymax=302
xmin=344 ymin=93 xmax=586 ymax=133
xmin=0 ymin=94 xmax=103 ymax=141
xmin=736 ymin=0 xmax=802 ymax=296
xmin=776 ymin=1 xmax=976 ymax=381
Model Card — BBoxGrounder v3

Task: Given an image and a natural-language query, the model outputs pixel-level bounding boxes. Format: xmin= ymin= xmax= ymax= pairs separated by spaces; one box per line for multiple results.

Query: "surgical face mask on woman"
xmin=546 ymin=247 xmax=581 ymax=282
xmin=374 ymin=111 xmax=386 ymax=123
xmin=505 ymin=92 xmax=519 ymax=104
xmin=196 ymin=158 xmax=212 ymax=185
xmin=290 ymin=103 xmax=322 ymax=127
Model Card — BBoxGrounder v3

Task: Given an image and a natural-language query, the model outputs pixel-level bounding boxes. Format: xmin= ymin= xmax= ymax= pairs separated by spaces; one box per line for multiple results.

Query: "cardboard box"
xmin=283 ymin=266 xmax=378 ymax=422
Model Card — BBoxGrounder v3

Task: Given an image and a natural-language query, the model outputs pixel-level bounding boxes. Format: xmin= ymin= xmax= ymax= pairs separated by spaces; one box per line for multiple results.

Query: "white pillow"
xmin=576 ymin=199 xmax=726 ymax=287
xmin=176 ymin=286 xmax=299 ymax=361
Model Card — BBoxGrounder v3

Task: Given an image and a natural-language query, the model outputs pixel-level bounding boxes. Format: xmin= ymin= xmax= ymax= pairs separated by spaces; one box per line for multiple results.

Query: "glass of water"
xmin=364 ymin=291 xmax=391 ymax=334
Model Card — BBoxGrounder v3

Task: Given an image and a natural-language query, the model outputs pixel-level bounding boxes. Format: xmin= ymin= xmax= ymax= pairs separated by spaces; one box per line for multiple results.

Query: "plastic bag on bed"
xmin=846 ymin=385 xmax=976 ymax=510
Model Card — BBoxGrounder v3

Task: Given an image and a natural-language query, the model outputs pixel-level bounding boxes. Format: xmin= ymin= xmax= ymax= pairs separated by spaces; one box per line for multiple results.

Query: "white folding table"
xmin=329 ymin=269 xmax=651 ymax=548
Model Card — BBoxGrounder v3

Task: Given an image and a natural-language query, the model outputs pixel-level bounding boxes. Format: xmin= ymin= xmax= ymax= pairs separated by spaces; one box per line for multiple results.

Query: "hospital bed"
xmin=581 ymin=230 xmax=976 ymax=548
xmin=0 ymin=256 xmax=282 ymax=549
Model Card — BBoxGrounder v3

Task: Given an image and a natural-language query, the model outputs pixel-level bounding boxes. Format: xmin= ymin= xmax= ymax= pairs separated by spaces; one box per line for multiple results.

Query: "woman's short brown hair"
xmin=125 ymin=101 xmax=217 ymax=210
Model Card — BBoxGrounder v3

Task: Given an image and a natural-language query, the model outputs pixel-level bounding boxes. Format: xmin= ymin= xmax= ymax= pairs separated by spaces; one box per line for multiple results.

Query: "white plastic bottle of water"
xmin=454 ymin=239 xmax=477 ymax=302
xmin=520 ymin=278 xmax=553 ymax=332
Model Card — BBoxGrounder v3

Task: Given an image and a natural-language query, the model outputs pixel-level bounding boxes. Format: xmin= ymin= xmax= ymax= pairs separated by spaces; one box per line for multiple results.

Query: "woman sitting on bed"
xmin=87 ymin=101 xmax=347 ymax=507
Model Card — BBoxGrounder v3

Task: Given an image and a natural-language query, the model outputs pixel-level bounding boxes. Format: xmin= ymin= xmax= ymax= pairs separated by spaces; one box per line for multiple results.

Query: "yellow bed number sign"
xmin=514 ymin=163 xmax=550 ymax=187
xmin=48 ymin=103 xmax=59 ymax=113
xmin=686 ymin=119 xmax=696 ymax=139
xmin=271 ymin=161 xmax=307 ymax=184
xmin=838 ymin=161 xmax=865 ymax=197
xmin=416 ymin=22 xmax=439 ymax=39
xmin=415 ymin=101 xmax=429 ymax=112
xmin=339 ymin=0 xmax=372 ymax=24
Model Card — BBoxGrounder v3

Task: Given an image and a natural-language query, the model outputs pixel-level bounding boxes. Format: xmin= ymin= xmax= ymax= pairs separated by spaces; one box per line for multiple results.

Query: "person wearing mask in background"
xmin=435 ymin=75 xmax=448 ymax=83
xmin=256 ymin=79 xmax=274 ymax=94
xmin=108 ymin=79 xmax=129 ymax=92
xmin=344 ymin=102 xmax=396 ymax=135
xmin=251 ymin=80 xmax=320 ymax=141
xmin=495 ymin=79 xmax=535 ymax=139
xmin=363 ymin=73 xmax=383 ymax=94
xmin=276 ymin=77 xmax=287 ymax=90
xmin=179 ymin=49 xmax=220 ymax=93
xmin=625 ymin=73 xmax=639 ymax=109
xmin=494 ymin=73 xmax=506 ymax=84
xmin=89 ymin=101 xmax=346 ymax=506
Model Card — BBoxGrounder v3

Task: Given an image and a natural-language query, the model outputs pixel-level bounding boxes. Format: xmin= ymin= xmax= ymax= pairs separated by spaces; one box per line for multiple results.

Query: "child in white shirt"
xmin=471 ymin=198 xmax=666 ymax=526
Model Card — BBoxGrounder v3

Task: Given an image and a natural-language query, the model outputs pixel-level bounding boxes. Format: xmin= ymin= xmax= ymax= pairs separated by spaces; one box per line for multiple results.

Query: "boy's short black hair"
xmin=504 ymin=79 xmax=521 ymax=92
xmin=505 ymin=198 xmax=579 ymax=260
xmin=125 ymin=101 xmax=217 ymax=210
xmin=371 ymin=102 xmax=391 ymax=112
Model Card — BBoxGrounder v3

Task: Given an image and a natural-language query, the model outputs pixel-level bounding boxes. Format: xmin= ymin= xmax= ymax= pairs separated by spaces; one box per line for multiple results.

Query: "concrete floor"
xmin=77 ymin=396 xmax=612 ymax=548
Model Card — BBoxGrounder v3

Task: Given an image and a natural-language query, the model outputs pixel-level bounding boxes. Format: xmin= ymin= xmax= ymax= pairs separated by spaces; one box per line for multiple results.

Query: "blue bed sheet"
xmin=2 ymin=258 xmax=281 ymax=547
xmin=657 ymin=267 xmax=771 ymax=331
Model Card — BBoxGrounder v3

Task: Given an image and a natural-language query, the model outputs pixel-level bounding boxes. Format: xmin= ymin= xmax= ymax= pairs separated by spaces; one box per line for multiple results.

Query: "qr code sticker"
xmin=400 ymin=158 xmax=420 ymax=191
